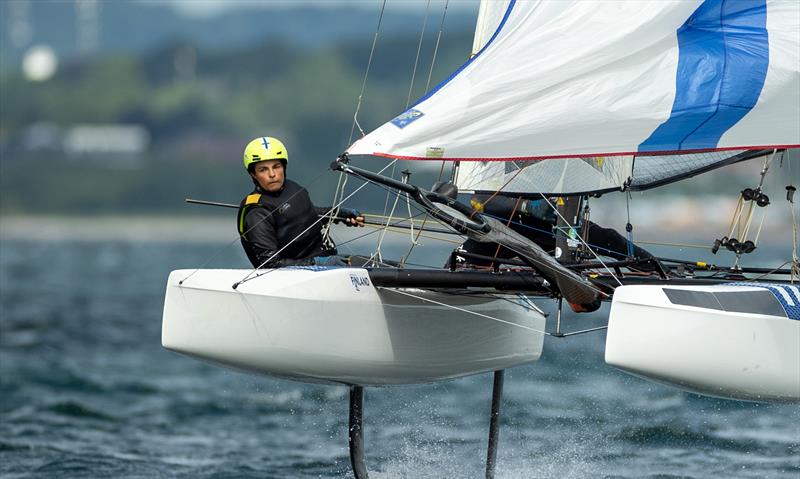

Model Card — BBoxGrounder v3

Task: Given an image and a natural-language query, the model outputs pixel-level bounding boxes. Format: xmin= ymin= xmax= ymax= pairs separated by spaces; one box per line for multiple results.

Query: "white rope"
xmin=727 ymin=151 xmax=776 ymax=246
xmin=740 ymin=197 xmax=758 ymax=240
xmin=377 ymin=0 xmax=441 ymax=264
xmin=726 ymin=195 xmax=745 ymax=240
xmin=406 ymin=192 xmax=421 ymax=246
xmin=379 ymin=287 xmax=550 ymax=336
xmin=753 ymin=205 xmax=767 ymax=246
xmin=323 ymin=170 xmax=349 ymax=247
xmin=371 ymin=177 xmax=403 ymax=265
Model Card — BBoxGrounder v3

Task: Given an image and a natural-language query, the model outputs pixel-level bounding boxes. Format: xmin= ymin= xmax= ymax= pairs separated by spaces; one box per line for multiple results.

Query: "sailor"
xmin=456 ymin=194 xmax=661 ymax=270
xmin=238 ymin=136 xmax=364 ymax=268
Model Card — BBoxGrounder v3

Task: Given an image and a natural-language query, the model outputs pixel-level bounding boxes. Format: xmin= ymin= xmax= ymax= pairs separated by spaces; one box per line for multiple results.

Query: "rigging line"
xmin=324 ymin=167 xmax=349 ymax=246
xmin=406 ymin=187 xmax=421 ymax=246
xmin=428 ymin=286 xmax=548 ymax=317
xmin=740 ymin=260 xmax=793 ymax=282
xmin=635 ymin=240 xmax=710 ymax=249
xmin=379 ymin=161 xmax=399 ymax=225
xmin=726 ymin=195 xmax=745 ymax=240
xmin=377 ymin=0 xmax=433 ymax=247
xmin=740 ymin=150 xmax=776 ymax=241
xmin=468 ymin=167 xmax=526 ymax=220
xmin=538 ymin=194 xmax=625 ymax=288
xmin=384 ymin=0 xmax=441 ymax=261
xmin=625 ymin=191 xmax=634 ymax=258
xmin=405 ymin=0 xmax=432 ymax=108
xmin=424 ymin=0 xmax=450 ymax=92
xmin=789 ymin=154 xmax=799 ymax=282
xmin=753 ymin=205 xmax=767 ymax=245
xmin=490 ymin=197 xmax=523 ymax=270
xmin=364 ymin=212 xmax=427 ymax=221
xmin=334 ymin=222 xmax=463 ymax=251
xmin=402 ymin=212 xmax=433 ymax=260
xmin=179 ymin=168 xmax=337 ymax=285
xmin=378 ymin=287 xmax=551 ymax=336
xmin=235 ymin=160 xmax=400 ymax=288
xmin=372 ymin=170 xmax=406 ymax=265
xmin=402 ymin=156 xmax=454 ymax=260
xmin=740 ymin=193 xmax=758 ymax=240
xmin=401 ymin=161 xmax=450 ymax=260
xmin=335 ymin=171 xmax=351 ymax=222
xmin=347 ymin=0 xmax=387 ymax=146
xmin=363 ymin=211 xmax=467 ymax=235
xmin=400 ymin=191 xmax=429 ymax=264
xmin=777 ymin=149 xmax=799 ymax=282
xmin=556 ymin=325 xmax=608 ymax=337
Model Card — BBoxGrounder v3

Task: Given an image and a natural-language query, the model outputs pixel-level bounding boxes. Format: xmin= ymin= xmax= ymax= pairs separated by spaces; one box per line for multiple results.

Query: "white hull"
xmin=606 ymin=284 xmax=800 ymax=402
xmin=162 ymin=268 xmax=546 ymax=385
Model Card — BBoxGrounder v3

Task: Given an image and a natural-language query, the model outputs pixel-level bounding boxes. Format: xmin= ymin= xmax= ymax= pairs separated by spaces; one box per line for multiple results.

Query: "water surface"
xmin=1 ymin=240 xmax=798 ymax=478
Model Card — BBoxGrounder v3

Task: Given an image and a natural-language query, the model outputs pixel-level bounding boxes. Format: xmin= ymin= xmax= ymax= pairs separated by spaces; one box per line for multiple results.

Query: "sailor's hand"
xmin=335 ymin=208 xmax=365 ymax=227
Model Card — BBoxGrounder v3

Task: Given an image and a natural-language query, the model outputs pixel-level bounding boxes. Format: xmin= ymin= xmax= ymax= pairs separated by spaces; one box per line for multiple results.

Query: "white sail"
xmin=348 ymin=0 xmax=800 ymax=172
xmin=471 ymin=0 xmax=511 ymax=55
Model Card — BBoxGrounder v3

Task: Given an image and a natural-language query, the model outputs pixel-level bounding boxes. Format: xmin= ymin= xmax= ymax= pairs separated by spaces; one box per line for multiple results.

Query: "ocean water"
xmin=1 ymin=239 xmax=798 ymax=478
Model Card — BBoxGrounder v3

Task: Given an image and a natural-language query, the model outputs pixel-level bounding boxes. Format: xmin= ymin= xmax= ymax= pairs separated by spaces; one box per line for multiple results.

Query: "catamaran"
xmin=163 ymin=1 xmax=799 ymax=477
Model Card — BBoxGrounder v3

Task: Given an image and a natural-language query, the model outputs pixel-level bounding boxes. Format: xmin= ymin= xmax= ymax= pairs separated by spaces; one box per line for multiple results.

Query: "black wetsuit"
xmin=237 ymin=179 xmax=335 ymax=268
xmin=459 ymin=194 xmax=656 ymax=266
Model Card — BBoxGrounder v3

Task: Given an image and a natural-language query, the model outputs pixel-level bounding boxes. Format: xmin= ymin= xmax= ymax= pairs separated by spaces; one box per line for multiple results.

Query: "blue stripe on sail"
xmin=639 ymin=0 xmax=769 ymax=152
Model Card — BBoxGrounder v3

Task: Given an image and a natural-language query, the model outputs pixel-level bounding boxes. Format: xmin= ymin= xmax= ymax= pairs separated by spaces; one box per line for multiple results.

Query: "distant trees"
xmin=0 ymin=32 xmax=473 ymax=214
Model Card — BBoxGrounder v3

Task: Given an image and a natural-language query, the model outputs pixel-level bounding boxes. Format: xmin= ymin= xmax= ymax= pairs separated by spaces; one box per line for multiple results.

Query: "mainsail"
xmin=347 ymin=0 xmax=800 ymax=196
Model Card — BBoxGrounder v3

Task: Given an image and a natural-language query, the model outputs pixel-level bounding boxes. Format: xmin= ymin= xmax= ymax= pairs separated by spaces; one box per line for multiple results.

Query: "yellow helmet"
xmin=243 ymin=136 xmax=288 ymax=170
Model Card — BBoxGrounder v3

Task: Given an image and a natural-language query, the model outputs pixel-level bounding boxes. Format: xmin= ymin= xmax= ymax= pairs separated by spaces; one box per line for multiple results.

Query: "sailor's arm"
xmin=470 ymin=195 xmax=556 ymax=224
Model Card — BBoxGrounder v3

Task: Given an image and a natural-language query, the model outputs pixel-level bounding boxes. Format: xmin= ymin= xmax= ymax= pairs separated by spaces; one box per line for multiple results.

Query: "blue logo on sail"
xmin=390 ymin=109 xmax=424 ymax=129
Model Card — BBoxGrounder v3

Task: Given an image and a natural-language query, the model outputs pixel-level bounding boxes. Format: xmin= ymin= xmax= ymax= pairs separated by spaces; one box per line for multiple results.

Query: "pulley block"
xmin=741 ymin=188 xmax=770 ymax=207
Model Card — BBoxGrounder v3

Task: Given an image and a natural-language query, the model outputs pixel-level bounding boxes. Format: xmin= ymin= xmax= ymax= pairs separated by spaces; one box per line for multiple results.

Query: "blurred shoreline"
xmin=0 ymin=215 xmax=235 ymax=243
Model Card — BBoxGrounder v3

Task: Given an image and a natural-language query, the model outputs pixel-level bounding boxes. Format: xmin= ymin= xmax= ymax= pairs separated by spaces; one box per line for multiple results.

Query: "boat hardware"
xmin=349 ymin=386 xmax=368 ymax=479
xmin=552 ymin=296 xmax=564 ymax=337
xmin=367 ymin=268 xmax=550 ymax=292
xmin=485 ymin=370 xmax=504 ymax=479
xmin=374 ymin=169 xmax=413 ymax=267
xmin=346 ymin=370 xmax=510 ymax=479
xmin=713 ymin=151 xmax=778 ymax=261
xmin=554 ymin=195 xmax=583 ymax=264
xmin=334 ymin=158 xmax=603 ymax=312
xmin=578 ymin=196 xmax=592 ymax=260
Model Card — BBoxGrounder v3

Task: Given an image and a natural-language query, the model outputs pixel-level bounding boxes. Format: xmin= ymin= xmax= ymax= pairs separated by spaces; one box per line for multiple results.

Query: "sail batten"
xmin=347 ymin=0 xmax=799 ymax=195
